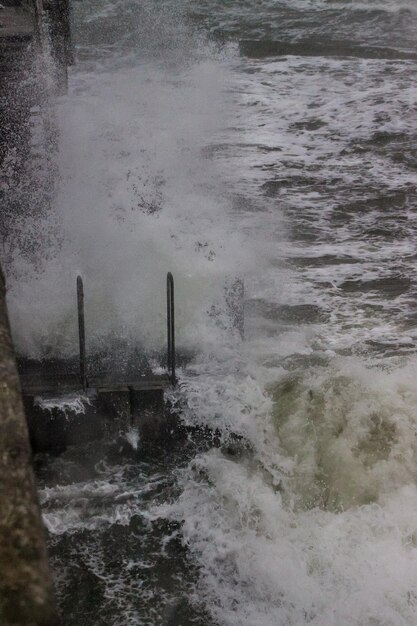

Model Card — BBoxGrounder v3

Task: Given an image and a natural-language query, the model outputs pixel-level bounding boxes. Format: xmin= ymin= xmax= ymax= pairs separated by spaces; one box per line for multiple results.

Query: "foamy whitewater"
xmin=5 ymin=0 xmax=417 ymax=624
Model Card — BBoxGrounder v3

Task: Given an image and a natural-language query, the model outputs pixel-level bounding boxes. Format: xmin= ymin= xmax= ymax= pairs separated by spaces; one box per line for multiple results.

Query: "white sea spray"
xmin=34 ymin=393 xmax=91 ymax=417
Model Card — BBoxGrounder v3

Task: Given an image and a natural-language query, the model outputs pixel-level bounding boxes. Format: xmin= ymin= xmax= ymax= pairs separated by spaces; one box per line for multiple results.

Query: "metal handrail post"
xmin=167 ymin=275 xmax=172 ymax=374
xmin=166 ymin=272 xmax=176 ymax=385
xmin=77 ymin=275 xmax=87 ymax=392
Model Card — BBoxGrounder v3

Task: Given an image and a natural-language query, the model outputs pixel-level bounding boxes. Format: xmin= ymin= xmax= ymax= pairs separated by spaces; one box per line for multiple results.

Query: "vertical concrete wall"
xmin=0 ymin=266 xmax=58 ymax=625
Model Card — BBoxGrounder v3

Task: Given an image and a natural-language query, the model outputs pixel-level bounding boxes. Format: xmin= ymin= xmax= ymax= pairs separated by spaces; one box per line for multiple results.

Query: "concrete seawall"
xmin=0 ymin=266 xmax=58 ymax=625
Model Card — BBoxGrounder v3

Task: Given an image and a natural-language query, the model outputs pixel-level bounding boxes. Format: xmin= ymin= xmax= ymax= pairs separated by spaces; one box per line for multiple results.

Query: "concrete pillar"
xmin=0 ymin=265 xmax=58 ymax=625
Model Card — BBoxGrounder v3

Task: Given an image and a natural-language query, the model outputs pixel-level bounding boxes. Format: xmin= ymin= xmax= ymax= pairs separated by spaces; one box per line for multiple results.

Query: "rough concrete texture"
xmin=0 ymin=266 xmax=58 ymax=626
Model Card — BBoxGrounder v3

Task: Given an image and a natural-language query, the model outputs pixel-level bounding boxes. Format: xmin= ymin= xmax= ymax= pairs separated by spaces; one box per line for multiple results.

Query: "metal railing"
xmin=76 ymin=273 xmax=176 ymax=390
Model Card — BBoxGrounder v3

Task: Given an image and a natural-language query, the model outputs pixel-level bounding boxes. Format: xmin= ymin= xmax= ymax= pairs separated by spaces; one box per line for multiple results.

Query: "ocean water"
xmin=5 ymin=0 xmax=417 ymax=623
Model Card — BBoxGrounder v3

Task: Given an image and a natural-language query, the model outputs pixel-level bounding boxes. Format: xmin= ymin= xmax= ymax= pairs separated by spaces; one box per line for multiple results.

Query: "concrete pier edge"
xmin=0 ymin=265 xmax=58 ymax=626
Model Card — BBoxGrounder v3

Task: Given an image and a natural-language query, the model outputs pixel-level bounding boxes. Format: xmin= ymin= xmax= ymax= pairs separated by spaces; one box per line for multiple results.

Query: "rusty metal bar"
xmin=166 ymin=272 xmax=176 ymax=385
xmin=76 ymin=275 xmax=87 ymax=392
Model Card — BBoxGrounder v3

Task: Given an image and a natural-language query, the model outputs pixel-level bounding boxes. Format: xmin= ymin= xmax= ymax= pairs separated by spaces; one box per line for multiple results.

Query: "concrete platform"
xmin=18 ymin=356 xmax=175 ymax=452
xmin=17 ymin=273 xmax=177 ymax=452
xmin=20 ymin=373 xmax=172 ymax=396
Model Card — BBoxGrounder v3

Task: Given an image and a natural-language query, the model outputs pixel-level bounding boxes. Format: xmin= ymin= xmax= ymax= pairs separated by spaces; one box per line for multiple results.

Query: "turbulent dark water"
xmin=5 ymin=0 xmax=417 ymax=624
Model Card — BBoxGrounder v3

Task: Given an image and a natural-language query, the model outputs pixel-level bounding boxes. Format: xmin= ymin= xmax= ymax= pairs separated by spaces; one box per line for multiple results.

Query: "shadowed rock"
xmin=0 ymin=265 xmax=58 ymax=625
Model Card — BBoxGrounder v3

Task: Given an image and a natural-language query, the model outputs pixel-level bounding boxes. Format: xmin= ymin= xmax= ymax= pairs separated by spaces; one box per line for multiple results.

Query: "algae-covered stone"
xmin=0 ymin=266 xmax=58 ymax=626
